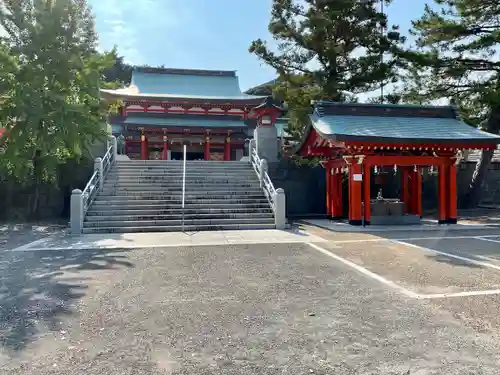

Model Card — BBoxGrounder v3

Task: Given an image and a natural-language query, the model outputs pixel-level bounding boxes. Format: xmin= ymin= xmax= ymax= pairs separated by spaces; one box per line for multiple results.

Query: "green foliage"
xmin=0 ymin=0 xmax=116 ymax=217
xmin=249 ymin=0 xmax=405 ymax=137
xmin=397 ymin=0 xmax=500 ymax=132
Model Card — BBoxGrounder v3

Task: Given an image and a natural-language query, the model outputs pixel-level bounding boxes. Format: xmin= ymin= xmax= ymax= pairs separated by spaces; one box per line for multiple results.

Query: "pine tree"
xmin=398 ymin=0 xmax=500 ymax=207
xmin=0 ymin=0 xmax=115 ymax=218
xmin=249 ymin=0 xmax=405 ymax=137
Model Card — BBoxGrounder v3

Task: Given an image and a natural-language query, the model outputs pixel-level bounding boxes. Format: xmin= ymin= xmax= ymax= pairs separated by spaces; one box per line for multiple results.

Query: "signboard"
xmin=353 ymin=174 xmax=363 ymax=181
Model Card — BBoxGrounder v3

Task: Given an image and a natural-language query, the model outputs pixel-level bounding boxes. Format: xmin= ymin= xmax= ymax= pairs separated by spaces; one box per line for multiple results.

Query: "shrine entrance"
xmin=296 ymin=101 xmax=500 ymax=226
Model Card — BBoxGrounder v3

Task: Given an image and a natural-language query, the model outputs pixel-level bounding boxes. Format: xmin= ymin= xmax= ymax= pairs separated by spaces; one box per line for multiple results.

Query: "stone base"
xmin=349 ymin=219 xmax=362 ymax=226
xmin=370 ymin=215 xmax=421 ymax=226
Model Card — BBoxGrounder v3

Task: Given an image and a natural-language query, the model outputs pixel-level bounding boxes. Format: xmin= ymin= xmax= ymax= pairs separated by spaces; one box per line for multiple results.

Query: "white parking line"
xmin=308 ymin=243 xmax=419 ymax=299
xmin=391 ymin=240 xmax=500 ymax=272
xmin=419 ymin=290 xmax=500 ymax=299
xmin=475 ymin=237 xmax=500 ymax=244
xmin=310 ymin=242 xmax=500 ymax=300
xmin=329 ymin=234 xmax=500 ymax=244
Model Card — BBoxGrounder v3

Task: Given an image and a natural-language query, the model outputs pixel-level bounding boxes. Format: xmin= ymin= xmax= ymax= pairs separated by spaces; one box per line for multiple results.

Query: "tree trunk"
xmin=30 ymin=150 xmax=42 ymax=222
xmin=463 ymin=149 xmax=494 ymax=208
xmin=463 ymin=106 xmax=500 ymax=208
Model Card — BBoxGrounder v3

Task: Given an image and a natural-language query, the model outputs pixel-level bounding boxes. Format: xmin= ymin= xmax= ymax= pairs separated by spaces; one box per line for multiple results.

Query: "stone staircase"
xmin=83 ymin=160 xmax=276 ymax=233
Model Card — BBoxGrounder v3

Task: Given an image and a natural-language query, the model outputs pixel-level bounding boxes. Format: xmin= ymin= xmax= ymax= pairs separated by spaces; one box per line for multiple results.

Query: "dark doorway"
xmin=170 ymin=152 xmax=204 ymax=161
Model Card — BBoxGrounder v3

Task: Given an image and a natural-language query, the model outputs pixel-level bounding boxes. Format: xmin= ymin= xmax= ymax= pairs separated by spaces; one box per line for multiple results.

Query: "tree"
xmin=0 ymin=0 xmax=115 ymax=218
xmin=249 ymin=0 xmax=405 ymax=138
xmin=397 ymin=0 xmax=500 ymax=207
xmin=102 ymin=49 xmax=133 ymax=86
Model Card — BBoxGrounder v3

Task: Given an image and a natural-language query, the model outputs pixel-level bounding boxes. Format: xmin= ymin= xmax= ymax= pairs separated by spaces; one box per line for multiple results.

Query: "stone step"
xmin=86 ymin=207 xmax=273 ymax=216
xmin=103 ymin=183 xmax=261 ymax=189
xmin=83 ymin=217 xmax=275 ymax=228
xmin=91 ymin=198 xmax=269 ymax=206
xmin=96 ymin=192 xmax=266 ymax=199
xmin=85 ymin=212 xmax=274 ymax=222
xmin=116 ymin=161 xmax=248 ymax=165
xmin=105 ymin=178 xmax=258 ymax=184
xmin=82 ymin=223 xmax=276 ymax=234
xmin=100 ymin=187 xmax=264 ymax=194
xmin=89 ymin=198 xmax=269 ymax=211
xmin=106 ymin=172 xmax=256 ymax=178
xmin=113 ymin=166 xmax=254 ymax=171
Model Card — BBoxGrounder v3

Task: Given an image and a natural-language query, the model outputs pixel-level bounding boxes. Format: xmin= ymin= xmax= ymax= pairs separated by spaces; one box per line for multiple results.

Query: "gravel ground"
xmin=1 ymin=243 xmax=500 ymax=374
xmin=320 ymin=240 xmax=500 ymax=294
xmin=0 ymin=224 xmax=65 ymax=252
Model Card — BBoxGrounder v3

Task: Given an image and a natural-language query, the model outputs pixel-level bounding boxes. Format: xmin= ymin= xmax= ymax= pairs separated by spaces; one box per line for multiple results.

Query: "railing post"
xmin=110 ymin=135 xmax=117 ymax=164
xmin=274 ymin=188 xmax=286 ymax=230
xmin=259 ymin=159 xmax=267 ymax=188
xmin=249 ymin=139 xmax=256 ymax=164
xmin=94 ymin=157 xmax=103 ymax=191
xmin=70 ymin=189 xmax=84 ymax=234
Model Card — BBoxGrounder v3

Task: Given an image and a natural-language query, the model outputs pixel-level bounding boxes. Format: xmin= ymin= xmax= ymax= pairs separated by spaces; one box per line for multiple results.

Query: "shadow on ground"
xmin=0 ymin=248 xmax=133 ymax=351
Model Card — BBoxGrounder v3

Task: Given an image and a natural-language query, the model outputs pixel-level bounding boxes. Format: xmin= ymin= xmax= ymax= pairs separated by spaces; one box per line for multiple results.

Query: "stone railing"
xmin=249 ymin=139 xmax=286 ymax=229
xmin=70 ymin=136 xmax=117 ymax=234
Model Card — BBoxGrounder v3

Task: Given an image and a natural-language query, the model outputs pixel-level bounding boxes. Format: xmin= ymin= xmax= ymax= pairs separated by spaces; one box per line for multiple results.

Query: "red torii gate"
xmin=296 ymin=101 xmax=500 ymax=225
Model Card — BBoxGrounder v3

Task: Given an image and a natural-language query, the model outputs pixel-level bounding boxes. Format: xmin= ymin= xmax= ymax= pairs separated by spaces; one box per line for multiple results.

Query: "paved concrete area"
xmin=2 ymin=242 xmax=500 ymax=374
xmin=303 ymin=218 xmax=497 ymax=232
xmin=8 ymin=229 xmax=326 ymax=252
xmin=3 ymin=225 xmax=500 ymax=373
xmin=0 ymin=224 xmax=65 ymax=252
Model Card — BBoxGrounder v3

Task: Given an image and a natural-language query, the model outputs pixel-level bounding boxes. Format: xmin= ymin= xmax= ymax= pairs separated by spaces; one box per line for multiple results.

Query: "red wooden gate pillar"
xmin=401 ymin=167 xmax=410 ymax=213
xmin=363 ymin=164 xmax=371 ymax=225
xmin=415 ymin=168 xmax=423 ymax=218
xmin=326 ymin=164 xmax=332 ymax=218
xmin=162 ymin=135 xmax=169 ymax=160
xmin=204 ymin=135 xmax=211 ymax=160
xmin=447 ymin=164 xmax=457 ymax=224
xmin=437 ymin=164 xmax=448 ymax=224
xmin=349 ymin=163 xmax=363 ymax=225
xmin=224 ymin=135 xmax=231 ymax=161
xmin=332 ymin=169 xmax=343 ymax=218
xmin=140 ymin=133 xmax=149 ymax=160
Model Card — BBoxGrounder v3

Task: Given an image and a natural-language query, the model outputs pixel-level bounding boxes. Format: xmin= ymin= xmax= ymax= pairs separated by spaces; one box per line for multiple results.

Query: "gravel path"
xmin=1 ymin=243 xmax=500 ymax=374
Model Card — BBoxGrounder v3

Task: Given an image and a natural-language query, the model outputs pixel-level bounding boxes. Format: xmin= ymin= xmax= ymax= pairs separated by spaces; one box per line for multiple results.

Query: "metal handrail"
xmin=82 ymin=170 xmax=100 ymax=212
xmin=82 ymin=141 xmax=114 ymax=215
xmin=250 ymin=145 xmax=278 ymax=212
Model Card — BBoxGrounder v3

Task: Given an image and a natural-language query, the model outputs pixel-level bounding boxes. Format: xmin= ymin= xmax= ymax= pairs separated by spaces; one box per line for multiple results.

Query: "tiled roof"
xmin=123 ymin=116 xmax=247 ymax=129
xmin=101 ymin=69 xmax=267 ymax=101
xmin=310 ymin=101 xmax=500 ymax=145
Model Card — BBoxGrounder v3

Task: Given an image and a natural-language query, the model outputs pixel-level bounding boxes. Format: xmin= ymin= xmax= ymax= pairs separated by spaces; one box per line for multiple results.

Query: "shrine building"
xmin=296 ymin=101 xmax=500 ymax=225
xmin=101 ymin=67 xmax=283 ymax=161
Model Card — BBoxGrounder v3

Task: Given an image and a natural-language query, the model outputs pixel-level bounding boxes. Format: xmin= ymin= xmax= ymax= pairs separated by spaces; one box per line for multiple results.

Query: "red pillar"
xmin=204 ymin=135 xmax=210 ymax=160
xmin=363 ymin=164 xmax=371 ymax=225
xmin=141 ymin=134 xmax=148 ymax=160
xmin=224 ymin=135 xmax=231 ymax=161
xmin=162 ymin=135 xmax=169 ymax=160
xmin=416 ymin=168 xmax=423 ymax=218
xmin=326 ymin=165 xmax=332 ymax=218
xmin=337 ymin=170 xmax=343 ymax=217
xmin=349 ymin=163 xmax=363 ymax=225
xmin=401 ymin=167 xmax=410 ymax=213
xmin=333 ymin=169 xmax=343 ymax=218
xmin=448 ymin=164 xmax=457 ymax=224
xmin=437 ymin=164 xmax=447 ymax=224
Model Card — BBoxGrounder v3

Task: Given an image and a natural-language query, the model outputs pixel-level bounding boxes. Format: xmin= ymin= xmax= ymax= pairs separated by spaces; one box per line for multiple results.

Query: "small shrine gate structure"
xmin=296 ymin=101 xmax=500 ymax=225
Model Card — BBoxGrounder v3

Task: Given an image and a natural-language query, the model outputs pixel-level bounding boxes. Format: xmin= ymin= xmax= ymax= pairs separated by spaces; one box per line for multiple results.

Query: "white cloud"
xmin=89 ymin=0 xmax=191 ymax=65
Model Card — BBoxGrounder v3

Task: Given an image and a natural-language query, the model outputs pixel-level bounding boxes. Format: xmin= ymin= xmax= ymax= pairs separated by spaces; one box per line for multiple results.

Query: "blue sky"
xmin=89 ymin=0 xmax=433 ymax=91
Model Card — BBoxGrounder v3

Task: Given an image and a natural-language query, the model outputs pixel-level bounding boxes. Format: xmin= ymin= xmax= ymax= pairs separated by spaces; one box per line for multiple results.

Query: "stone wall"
xmin=268 ymin=160 xmax=500 ymax=218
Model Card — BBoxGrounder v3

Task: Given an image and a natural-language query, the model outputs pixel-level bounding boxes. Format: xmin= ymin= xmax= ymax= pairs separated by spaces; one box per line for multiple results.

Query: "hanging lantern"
xmin=393 ymin=164 xmax=398 ymax=175
xmin=374 ymin=165 xmax=378 ymax=174
xmin=414 ymin=165 xmax=418 ymax=173
xmin=429 ymin=166 xmax=435 ymax=175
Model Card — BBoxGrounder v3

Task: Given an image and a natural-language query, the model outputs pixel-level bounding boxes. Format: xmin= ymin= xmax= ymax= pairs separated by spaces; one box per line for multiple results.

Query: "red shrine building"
xmin=101 ymin=67 xmax=282 ymax=161
xmin=296 ymin=101 xmax=500 ymax=225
